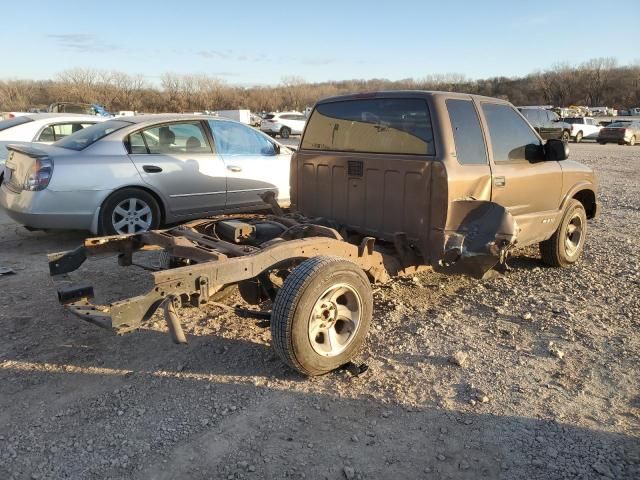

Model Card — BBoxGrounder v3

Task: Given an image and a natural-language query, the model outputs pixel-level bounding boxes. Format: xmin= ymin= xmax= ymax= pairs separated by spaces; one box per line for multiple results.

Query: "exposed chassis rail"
xmin=48 ymin=220 xmax=393 ymax=337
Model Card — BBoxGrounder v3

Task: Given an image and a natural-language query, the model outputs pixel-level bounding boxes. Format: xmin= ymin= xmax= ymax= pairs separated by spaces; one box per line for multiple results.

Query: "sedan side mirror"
xmin=545 ymin=139 xmax=569 ymax=161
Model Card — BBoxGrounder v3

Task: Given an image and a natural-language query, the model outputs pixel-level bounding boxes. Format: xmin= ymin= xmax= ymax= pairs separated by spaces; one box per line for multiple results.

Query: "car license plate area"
xmin=3 ymin=165 xmax=12 ymax=182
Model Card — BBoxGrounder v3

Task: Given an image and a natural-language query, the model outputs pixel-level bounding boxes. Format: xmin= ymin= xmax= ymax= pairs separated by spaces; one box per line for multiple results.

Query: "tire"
xmin=539 ymin=199 xmax=587 ymax=268
xmin=561 ymin=130 xmax=570 ymax=142
xmin=629 ymin=135 xmax=636 ymax=146
xmin=574 ymin=131 xmax=583 ymax=143
xmin=100 ymin=188 xmax=161 ymax=235
xmin=598 ymin=141 xmax=606 ymax=145
xmin=271 ymin=256 xmax=373 ymax=376
xmin=280 ymin=126 xmax=291 ymax=139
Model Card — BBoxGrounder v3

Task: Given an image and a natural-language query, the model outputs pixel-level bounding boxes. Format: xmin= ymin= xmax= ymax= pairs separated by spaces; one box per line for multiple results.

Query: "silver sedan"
xmin=0 ymin=115 xmax=292 ymax=234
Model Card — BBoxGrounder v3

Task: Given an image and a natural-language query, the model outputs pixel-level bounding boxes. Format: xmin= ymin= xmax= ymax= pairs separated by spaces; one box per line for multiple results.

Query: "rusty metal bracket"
xmin=48 ymin=246 xmax=88 ymax=275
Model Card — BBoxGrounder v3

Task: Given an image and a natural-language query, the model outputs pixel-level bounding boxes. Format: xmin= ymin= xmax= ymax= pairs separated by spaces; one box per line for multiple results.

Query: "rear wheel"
xmin=100 ymin=188 xmax=161 ymax=235
xmin=574 ymin=131 xmax=583 ymax=143
xmin=280 ymin=126 xmax=291 ymax=139
xmin=271 ymin=256 xmax=373 ymax=376
xmin=561 ymin=130 xmax=570 ymax=142
xmin=539 ymin=199 xmax=587 ymax=267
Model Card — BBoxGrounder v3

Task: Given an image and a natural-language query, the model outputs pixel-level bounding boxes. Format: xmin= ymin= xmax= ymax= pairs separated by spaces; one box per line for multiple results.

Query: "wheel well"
xmin=103 ymin=186 xmax=167 ymax=225
xmin=573 ymin=189 xmax=596 ymax=219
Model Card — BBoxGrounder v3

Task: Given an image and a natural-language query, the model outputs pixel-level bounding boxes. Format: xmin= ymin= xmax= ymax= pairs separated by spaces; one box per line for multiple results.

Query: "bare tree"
xmin=3 ymin=58 xmax=639 ymax=115
xmin=580 ymin=57 xmax=617 ymax=106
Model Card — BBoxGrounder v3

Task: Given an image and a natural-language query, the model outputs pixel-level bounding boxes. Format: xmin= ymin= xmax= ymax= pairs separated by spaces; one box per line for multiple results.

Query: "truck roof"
xmin=315 ymin=90 xmax=512 ymax=105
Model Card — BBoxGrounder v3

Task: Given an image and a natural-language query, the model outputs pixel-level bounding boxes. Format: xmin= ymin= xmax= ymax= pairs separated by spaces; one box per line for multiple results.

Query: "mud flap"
xmin=435 ymin=200 xmax=517 ymax=279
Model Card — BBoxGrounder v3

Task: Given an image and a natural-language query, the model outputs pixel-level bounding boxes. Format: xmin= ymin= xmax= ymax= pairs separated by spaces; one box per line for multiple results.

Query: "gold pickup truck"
xmin=49 ymin=91 xmax=598 ymax=376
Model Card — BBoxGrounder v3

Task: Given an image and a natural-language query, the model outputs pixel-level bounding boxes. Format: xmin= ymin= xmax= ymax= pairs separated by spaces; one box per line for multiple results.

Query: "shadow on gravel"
xmin=0 ymin=359 xmax=638 ymax=480
xmin=506 ymin=252 xmax=544 ymax=271
xmin=2 ymin=319 xmax=304 ymax=380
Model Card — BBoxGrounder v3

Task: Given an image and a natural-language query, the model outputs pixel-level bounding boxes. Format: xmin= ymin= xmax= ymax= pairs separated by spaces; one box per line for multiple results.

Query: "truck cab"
xmin=293 ymin=91 xmax=598 ymax=274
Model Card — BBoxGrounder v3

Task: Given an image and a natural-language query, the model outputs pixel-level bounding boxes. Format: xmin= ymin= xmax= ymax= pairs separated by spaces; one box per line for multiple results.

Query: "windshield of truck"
xmin=301 ymin=98 xmax=435 ymax=155
xmin=55 ymin=119 xmax=132 ymax=150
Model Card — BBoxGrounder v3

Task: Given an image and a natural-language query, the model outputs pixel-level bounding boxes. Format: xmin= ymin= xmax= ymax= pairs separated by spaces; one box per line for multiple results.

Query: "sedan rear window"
xmin=301 ymin=98 xmax=435 ymax=155
xmin=56 ymin=120 xmax=132 ymax=150
xmin=0 ymin=116 xmax=33 ymax=132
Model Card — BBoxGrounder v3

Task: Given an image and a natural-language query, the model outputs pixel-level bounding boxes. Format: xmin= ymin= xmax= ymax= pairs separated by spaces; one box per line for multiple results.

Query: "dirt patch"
xmin=0 ymin=143 xmax=639 ymax=479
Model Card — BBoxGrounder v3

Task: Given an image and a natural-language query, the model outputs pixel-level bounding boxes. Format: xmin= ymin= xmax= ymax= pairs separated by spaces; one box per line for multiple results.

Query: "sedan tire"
xmin=100 ymin=188 xmax=161 ymax=235
xmin=280 ymin=126 xmax=291 ymax=139
xmin=574 ymin=131 xmax=583 ymax=143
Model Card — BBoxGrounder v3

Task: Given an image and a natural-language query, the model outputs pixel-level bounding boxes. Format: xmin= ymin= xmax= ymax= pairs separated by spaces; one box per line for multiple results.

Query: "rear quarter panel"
xmin=48 ymin=140 xmax=149 ymax=195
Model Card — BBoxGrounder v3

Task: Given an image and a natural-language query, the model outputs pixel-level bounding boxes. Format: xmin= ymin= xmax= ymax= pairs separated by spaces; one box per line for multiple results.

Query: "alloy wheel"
xmin=308 ymin=283 xmax=362 ymax=357
xmin=564 ymin=214 xmax=583 ymax=257
xmin=111 ymin=197 xmax=153 ymax=234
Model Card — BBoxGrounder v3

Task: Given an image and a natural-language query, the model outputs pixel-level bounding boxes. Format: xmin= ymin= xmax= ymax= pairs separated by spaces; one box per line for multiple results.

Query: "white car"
xmin=562 ymin=117 xmax=602 ymax=143
xmin=260 ymin=111 xmax=306 ymax=138
xmin=0 ymin=114 xmax=107 ymax=182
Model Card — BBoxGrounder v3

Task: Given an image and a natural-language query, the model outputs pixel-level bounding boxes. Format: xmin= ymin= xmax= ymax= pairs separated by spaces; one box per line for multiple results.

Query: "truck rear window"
xmin=301 ymin=98 xmax=435 ymax=155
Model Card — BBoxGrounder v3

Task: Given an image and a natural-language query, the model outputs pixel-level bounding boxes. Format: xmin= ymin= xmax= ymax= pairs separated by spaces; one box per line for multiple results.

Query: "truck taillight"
xmin=24 ymin=157 xmax=53 ymax=191
xmin=8 ymin=113 xmax=15 ymax=119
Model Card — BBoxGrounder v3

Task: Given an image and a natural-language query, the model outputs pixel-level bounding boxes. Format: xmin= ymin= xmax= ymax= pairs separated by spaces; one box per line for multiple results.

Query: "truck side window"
xmin=482 ymin=103 xmax=542 ymax=163
xmin=301 ymin=98 xmax=435 ymax=156
xmin=446 ymin=99 xmax=487 ymax=165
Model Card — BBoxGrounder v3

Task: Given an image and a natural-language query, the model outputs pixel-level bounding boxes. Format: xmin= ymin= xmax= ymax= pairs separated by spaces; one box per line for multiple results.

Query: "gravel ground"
xmin=0 ymin=142 xmax=638 ymax=480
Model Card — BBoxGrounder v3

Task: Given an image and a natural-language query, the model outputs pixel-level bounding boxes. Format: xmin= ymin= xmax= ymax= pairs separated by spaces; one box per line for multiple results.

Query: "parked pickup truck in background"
xmin=562 ymin=116 xmax=602 ymax=142
xmin=47 ymin=91 xmax=598 ymax=376
xmin=518 ymin=107 xmax=572 ymax=142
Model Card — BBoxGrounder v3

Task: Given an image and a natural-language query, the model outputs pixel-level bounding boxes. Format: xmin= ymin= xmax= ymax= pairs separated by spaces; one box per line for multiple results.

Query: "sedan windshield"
xmin=55 ymin=119 xmax=132 ymax=150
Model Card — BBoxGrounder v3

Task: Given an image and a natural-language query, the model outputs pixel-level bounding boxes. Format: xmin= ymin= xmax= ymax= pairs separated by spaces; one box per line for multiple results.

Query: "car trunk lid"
xmin=3 ymin=144 xmax=56 ymax=192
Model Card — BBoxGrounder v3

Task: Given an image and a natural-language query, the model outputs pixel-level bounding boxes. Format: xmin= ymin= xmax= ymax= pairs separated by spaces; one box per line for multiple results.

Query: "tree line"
xmin=1 ymin=58 xmax=639 ymax=114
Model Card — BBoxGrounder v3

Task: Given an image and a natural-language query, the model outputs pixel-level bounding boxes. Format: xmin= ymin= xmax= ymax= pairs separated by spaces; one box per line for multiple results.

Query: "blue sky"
xmin=1 ymin=0 xmax=637 ymax=85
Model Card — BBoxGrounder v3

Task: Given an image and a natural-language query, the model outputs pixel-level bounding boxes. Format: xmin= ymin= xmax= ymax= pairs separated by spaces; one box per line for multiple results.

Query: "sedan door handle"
xmin=142 ymin=165 xmax=163 ymax=173
xmin=227 ymin=165 xmax=242 ymax=172
xmin=494 ymin=176 xmax=506 ymax=187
